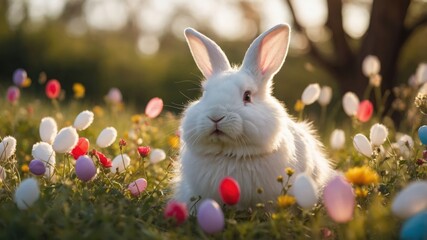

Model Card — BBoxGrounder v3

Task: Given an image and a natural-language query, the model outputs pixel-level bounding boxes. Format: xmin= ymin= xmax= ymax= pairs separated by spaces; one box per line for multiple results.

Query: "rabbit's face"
xmin=182 ymin=70 xmax=287 ymax=157
xmin=182 ymin=24 xmax=290 ymax=157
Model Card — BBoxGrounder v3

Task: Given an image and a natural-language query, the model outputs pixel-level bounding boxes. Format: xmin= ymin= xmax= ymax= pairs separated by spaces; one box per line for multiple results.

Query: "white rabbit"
xmin=174 ymin=24 xmax=335 ymax=210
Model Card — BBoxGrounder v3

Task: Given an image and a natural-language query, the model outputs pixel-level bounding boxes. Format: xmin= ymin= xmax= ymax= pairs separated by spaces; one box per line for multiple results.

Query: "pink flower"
xmin=323 ymin=175 xmax=355 ymax=223
xmin=164 ymin=200 xmax=188 ymax=225
xmin=137 ymin=146 xmax=151 ymax=158
xmin=218 ymin=177 xmax=240 ymax=205
xmin=356 ymin=100 xmax=373 ymax=122
xmin=7 ymin=86 xmax=20 ymax=104
xmin=45 ymin=79 xmax=61 ymax=99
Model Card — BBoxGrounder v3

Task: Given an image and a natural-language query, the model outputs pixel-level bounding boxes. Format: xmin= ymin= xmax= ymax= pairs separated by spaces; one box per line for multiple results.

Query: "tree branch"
xmin=285 ymin=0 xmax=337 ymax=73
xmin=325 ymin=0 xmax=354 ymax=66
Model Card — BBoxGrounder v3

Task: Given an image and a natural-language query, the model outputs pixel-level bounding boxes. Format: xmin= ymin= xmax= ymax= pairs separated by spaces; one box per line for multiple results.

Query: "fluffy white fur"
xmin=174 ymin=24 xmax=335 ymax=210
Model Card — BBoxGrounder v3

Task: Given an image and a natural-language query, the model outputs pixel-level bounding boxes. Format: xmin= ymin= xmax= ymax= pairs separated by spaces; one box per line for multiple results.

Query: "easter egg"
xmin=75 ymin=155 xmax=97 ymax=182
xmin=128 ymin=178 xmax=148 ymax=196
xmin=73 ymin=110 xmax=94 ymax=131
xmin=418 ymin=125 xmax=427 ymax=145
xmin=96 ymin=127 xmax=117 ymax=148
xmin=70 ymin=138 xmax=90 ymax=160
xmin=145 ymin=97 xmax=163 ymax=118
xmin=110 ymin=154 xmax=131 ymax=173
xmin=13 ymin=68 xmax=27 ymax=86
xmin=391 ymin=181 xmax=427 ymax=219
xmin=52 ymin=127 xmax=79 ymax=153
xmin=149 ymin=149 xmax=166 ymax=164
xmin=323 ymin=175 xmax=355 ymax=223
xmin=39 ymin=117 xmax=58 ymax=144
xmin=400 ymin=211 xmax=427 ymax=240
xmin=29 ymin=159 xmax=46 ymax=176
xmin=293 ymin=173 xmax=318 ymax=209
xmin=218 ymin=177 xmax=240 ymax=205
xmin=197 ymin=199 xmax=225 ymax=234
xmin=14 ymin=178 xmax=40 ymax=210
xmin=164 ymin=200 xmax=188 ymax=225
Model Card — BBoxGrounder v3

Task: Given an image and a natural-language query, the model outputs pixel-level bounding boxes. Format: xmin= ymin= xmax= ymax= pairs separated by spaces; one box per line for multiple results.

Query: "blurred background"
xmin=0 ymin=0 xmax=426 ymax=113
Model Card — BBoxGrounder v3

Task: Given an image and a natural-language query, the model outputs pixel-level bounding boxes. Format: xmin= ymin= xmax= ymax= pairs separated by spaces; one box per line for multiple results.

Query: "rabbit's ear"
xmin=241 ymin=24 xmax=290 ymax=84
xmin=184 ymin=28 xmax=231 ymax=79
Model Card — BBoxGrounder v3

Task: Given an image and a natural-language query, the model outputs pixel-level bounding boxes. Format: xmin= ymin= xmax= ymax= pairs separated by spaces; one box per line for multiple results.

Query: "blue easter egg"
xmin=197 ymin=199 xmax=225 ymax=234
xmin=418 ymin=125 xmax=427 ymax=145
xmin=400 ymin=211 xmax=427 ymax=240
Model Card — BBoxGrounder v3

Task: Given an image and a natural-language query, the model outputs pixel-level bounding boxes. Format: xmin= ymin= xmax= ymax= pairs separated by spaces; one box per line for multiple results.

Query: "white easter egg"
xmin=301 ymin=83 xmax=321 ymax=105
xmin=150 ymin=148 xmax=166 ymax=164
xmin=370 ymin=123 xmax=388 ymax=146
xmin=96 ymin=127 xmax=117 ymax=148
xmin=110 ymin=154 xmax=131 ymax=174
xmin=39 ymin=117 xmax=57 ymax=144
xmin=0 ymin=136 xmax=17 ymax=161
xmin=342 ymin=92 xmax=360 ymax=117
xmin=293 ymin=173 xmax=318 ymax=209
xmin=14 ymin=178 xmax=40 ymax=210
xmin=52 ymin=127 xmax=79 ymax=153
xmin=318 ymin=86 xmax=332 ymax=106
xmin=353 ymin=133 xmax=373 ymax=157
xmin=73 ymin=110 xmax=94 ymax=131
xmin=31 ymin=142 xmax=56 ymax=178
xmin=330 ymin=129 xmax=345 ymax=150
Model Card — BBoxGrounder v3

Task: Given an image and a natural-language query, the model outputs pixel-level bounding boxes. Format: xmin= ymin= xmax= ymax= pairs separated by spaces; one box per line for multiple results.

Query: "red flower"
xmin=70 ymin=138 xmax=90 ymax=160
xmin=164 ymin=200 xmax=188 ymax=225
xmin=119 ymin=139 xmax=127 ymax=147
xmin=93 ymin=150 xmax=112 ymax=168
xmin=218 ymin=176 xmax=241 ymax=205
xmin=45 ymin=79 xmax=61 ymax=99
xmin=356 ymin=100 xmax=373 ymax=123
xmin=137 ymin=146 xmax=151 ymax=158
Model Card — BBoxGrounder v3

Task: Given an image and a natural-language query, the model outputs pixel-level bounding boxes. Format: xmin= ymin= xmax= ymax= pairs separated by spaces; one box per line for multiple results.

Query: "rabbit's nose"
xmin=208 ymin=116 xmax=225 ymax=123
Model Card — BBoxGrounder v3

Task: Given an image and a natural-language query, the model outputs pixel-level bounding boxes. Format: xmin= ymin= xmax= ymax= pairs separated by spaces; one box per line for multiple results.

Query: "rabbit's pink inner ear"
xmin=186 ymin=35 xmax=214 ymax=78
xmin=258 ymin=27 xmax=290 ymax=76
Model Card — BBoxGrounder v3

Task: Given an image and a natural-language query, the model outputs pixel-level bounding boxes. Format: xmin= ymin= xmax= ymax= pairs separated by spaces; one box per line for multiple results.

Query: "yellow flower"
xmin=168 ymin=135 xmax=180 ymax=149
xmin=294 ymin=99 xmax=305 ymax=112
xmin=73 ymin=83 xmax=85 ymax=99
xmin=285 ymin=167 xmax=295 ymax=176
xmin=345 ymin=166 xmax=379 ymax=185
xmin=92 ymin=105 xmax=104 ymax=117
xmin=21 ymin=164 xmax=29 ymax=173
xmin=277 ymin=195 xmax=296 ymax=208
xmin=131 ymin=114 xmax=143 ymax=124
xmin=355 ymin=187 xmax=368 ymax=198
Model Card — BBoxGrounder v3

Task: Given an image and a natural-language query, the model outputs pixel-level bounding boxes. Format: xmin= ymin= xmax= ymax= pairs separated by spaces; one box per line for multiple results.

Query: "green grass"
xmin=0 ymin=84 xmax=426 ymax=240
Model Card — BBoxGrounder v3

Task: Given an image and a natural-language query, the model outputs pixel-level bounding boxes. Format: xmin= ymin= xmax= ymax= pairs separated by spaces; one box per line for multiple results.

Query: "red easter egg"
xmin=70 ymin=137 xmax=90 ymax=160
xmin=219 ymin=176 xmax=241 ymax=205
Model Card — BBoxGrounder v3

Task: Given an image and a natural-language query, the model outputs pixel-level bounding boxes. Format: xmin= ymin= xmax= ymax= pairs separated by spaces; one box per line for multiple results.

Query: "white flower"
xmin=32 ymin=142 xmax=56 ymax=178
xmin=416 ymin=63 xmax=427 ymax=85
xmin=110 ymin=154 xmax=131 ymax=173
xmin=96 ymin=127 xmax=117 ymax=148
xmin=301 ymin=83 xmax=321 ymax=105
xmin=342 ymin=92 xmax=360 ymax=117
xmin=73 ymin=110 xmax=94 ymax=131
xmin=292 ymin=173 xmax=318 ymax=209
xmin=353 ymin=133 xmax=373 ymax=157
xmin=330 ymin=129 xmax=345 ymax=150
xmin=0 ymin=136 xmax=17 ymax=161
xmin=397 ymin=134 xmax=414 ymax=158
xmin=39 ymin=117 xmax=57 ymax=144
xmin=318 ymin=86 xmax=332 ymax=106
xmin=150 ymin=148 xmax=166 ymax=164
xmin=14 ymin=178 xmax=40 ymax=210
xmin=391 ymin=181 xmax=427 ymax=219
xmin=52 ymin=127 xmax=79 ymax=153
xmin=0 ymin=166 xmax=6 ymax=181
xmin=370 ymin=123 xmax=388 ymax=146
xmin=362 ymin=55 xmax=381 ymax=77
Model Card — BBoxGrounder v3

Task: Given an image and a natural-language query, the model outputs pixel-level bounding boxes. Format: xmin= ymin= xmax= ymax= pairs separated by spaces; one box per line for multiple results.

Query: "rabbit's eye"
xmin=243 ymin=91 xmax=252 ymax=104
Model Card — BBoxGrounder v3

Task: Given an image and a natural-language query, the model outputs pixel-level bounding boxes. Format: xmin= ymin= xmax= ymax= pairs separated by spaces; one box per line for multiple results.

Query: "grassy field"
xmin=0 ymin=71 xmax=427 ymax=239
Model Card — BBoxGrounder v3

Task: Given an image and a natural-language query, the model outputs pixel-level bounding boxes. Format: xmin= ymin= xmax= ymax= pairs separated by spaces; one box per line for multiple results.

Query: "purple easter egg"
xmin=197 ymin=199 xmax=225 ymax=234
xmin=29 ymin=159 xmax=46 ymax=176
xmin=75 ymin=155 xmax=97 ymax=182
xmin=13 ymin=68 xmax=27 ymax=86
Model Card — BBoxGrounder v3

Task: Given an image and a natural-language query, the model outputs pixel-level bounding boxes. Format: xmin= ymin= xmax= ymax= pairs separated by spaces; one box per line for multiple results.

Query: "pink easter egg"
xmin=145 ymin=97 xmax=163 ymax=118
xmin=323 ymin=175 xmax=355 ymax=223
xmin=128 ymin=178 xmax=148 ymax=196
